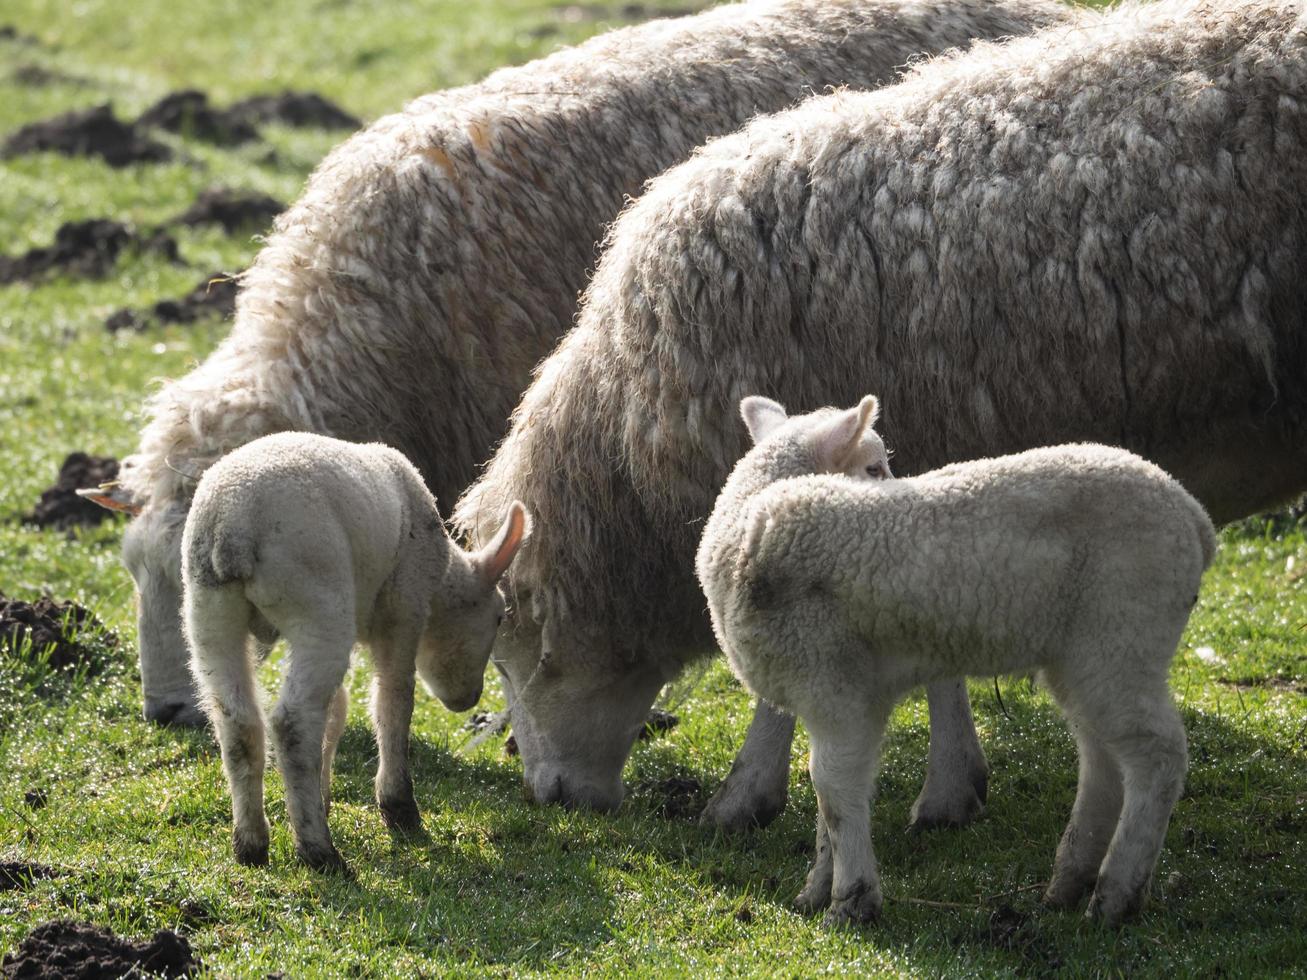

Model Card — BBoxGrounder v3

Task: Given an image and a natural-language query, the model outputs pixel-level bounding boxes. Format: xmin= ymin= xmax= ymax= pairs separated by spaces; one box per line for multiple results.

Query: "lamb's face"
xmin=417 ymin=581 xmax=506 ymax=713
xmin=122 ymin=503 xmax=207 ymax=726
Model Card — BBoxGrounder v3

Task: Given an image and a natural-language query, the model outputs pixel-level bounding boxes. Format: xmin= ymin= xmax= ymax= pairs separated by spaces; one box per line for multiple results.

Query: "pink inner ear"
xmin=76 ymin=488 xmax=142 ymax=516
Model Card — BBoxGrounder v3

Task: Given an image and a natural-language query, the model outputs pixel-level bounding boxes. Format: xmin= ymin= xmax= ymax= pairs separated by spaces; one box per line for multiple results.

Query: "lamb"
xmin=81 ymin=0 xmax=1070 ymax=738
xmin=454 ymin=0 xmax=1307 ymax=829
xmin=697 ymin=396 xmax=1214 ymax=926
xmin=180 ymin=432 xmax=527 ymax=872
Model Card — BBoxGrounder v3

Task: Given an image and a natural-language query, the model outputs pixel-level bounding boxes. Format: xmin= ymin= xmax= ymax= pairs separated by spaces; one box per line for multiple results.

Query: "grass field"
xmin=1 ymin=0 xmax=1304 ymax=976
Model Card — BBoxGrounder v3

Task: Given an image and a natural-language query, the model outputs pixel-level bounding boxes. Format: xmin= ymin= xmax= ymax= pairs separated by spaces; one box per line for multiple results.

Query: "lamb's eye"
xmin=496 ymin=613 xmax=505 ymax=627
xmin=865 ymin=464 xmax=883 ymax=478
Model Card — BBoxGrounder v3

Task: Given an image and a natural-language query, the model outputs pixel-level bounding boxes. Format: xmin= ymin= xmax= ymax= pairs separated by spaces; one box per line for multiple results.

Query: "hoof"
xmin=794 ymin=882 xmax=831 ymax=914
xmin=1044 ymin=869 xmax=1096 ymax=911
xmin=233 ymin=834 xmax=269 ymax=867
xmin=907 ymin=782 xmax=985 ymax=832
xmin=297 ymin=842 xmax=351 ymax=876
xmin=823 ymin=882 xmax=882 ymax=927
xmin=700 ymin=780 xmax=787 ymax=833
xmin=1086 ymin=885 xmax=1143 ymax=928
xmin=379 ymin=796 xmax=423 ymax=834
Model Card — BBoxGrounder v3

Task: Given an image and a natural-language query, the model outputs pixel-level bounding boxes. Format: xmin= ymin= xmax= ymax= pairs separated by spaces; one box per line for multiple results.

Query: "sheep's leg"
xmin=1085 ymin=688 xmax=1186 ymax=926
xmin=320 ymin=683 xmax=349 ymax=818
xmin=805 ymin=707 xmax=890 ymax=926
xmin=187 ymin=586 xmax=269 ymax=866
xmin=1044 ymin=734 xmax=1123 ymax=910
xmin=370 ymin=625 xmax=421 ymax=833
xmin=270 ymin=627 xmax=353 ymax=874
xmin=795 ymin=810 xmax=834 ymax=912
xmin=908 ymin=679 xmax=989 ymax=831
xmin=701 ymin=699 xmax=796 ymax=832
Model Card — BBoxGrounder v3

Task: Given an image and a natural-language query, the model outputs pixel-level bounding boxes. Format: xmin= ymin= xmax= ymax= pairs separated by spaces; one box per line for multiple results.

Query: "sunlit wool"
xmin=456 ymin=0 xmax=1307 ymax=821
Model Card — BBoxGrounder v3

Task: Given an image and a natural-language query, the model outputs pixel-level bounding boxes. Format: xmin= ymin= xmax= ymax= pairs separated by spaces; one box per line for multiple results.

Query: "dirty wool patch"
xmin=1 ymin=104 xmax=171 ymax=167
xmin=24 ymin=453 xmax=120 ymax=530
xmin=0 ymin=593 xmax=113 ymax=673
xmin=1 ymin=921 xmax=200 ymax=979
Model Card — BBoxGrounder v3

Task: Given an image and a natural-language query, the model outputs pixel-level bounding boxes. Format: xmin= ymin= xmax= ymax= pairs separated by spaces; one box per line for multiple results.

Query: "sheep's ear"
xmin=75 ymin=484 xmax=142 ymax=516
xmin=819 ymin=395 xmax=880 ymax=469
xmin=740 ymin=396 xmax=788 ymax=444
xmin=474 ymin=501 xmax=529 ymax=588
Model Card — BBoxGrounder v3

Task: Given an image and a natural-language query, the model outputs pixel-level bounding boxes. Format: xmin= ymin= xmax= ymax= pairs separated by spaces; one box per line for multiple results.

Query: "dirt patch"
xmin=638 ymin=707 xmax=679 ymax=740
xmin=0 ymin=592 xmax=114 ymax=673
xmin=0 ymin=862 xmax=57 ymax=892
xmin=1 ymin=921 xmax=201 ymax=979
xmin=1219 ymin=675 xmax=1307 ymax=696
xmin=634 ymin=774 xmax=703 ymax=820
xmin=173 ymin=187 xmax=283 ymax=233
xmin=227 ymin=90 xmax=360 ymax=130
xmin=24 ymin=788 xmax=49 ymax=811
xmin=10 ymin=64 xmax=90 ymax=88
xmin=0 ymin=220 xmax=179 ymax=284
xmin=23 ymin=453 xmax=120 ymax=530
xmin=136 ymin=90 xmax=259 ymax=146
xmin=0 ymin=25 xmax=39 ymax=45
xmin=2 ymin=104 xmax=172 ymax=167
xmin=106 ymin=271 xmax=239 ymax=331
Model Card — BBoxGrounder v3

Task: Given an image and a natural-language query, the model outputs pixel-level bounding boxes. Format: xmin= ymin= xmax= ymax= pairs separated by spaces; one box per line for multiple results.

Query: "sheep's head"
xmin=741 ymin=394 xmax=892 ymax=481
xmin=418 ymin=501 xmax=529 ymax=712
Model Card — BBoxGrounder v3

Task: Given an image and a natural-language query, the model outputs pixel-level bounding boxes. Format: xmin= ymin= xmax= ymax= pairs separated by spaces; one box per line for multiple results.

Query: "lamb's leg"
xmin=794 ymin=811 xmax=834 ymax=912
xmin=909 ymin=679 xmax=989 ymax=831
xmin=270 ymin=626 xmax=353 ymax=873
xmin=701 ymin=699 xmax=796 ymax=832
xmin=1085 ymin=689 xmax=1186 ymax=926
xmin=1044 ymin=734 xmax=1123 ymax=910
xmin=370 ymin=625 xmax=421 ymax=833
xmin=187 ymin=587 xmax=269 ymax=866
xmin=320 ymin=683 xmax=349 ymax=818
xmin=805 ymin=707 xmax=890 ymax=926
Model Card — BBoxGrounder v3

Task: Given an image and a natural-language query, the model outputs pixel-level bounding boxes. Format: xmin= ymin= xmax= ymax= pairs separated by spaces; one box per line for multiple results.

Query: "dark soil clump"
xmin=0 ymin=219 xmax=178 ymax=286
xmin=137 ymin=90 xmax=259 ymax=146
xmin=24 ymin=453 xmax=120 ymax=529
xmin=2 ymin=104 xmax=171 ymax=167
xmin=173 ymin=187 xmax=283 ymax=233
xmin=1 ymin=921 xmax=201 ymax=979
xmin=638 ymin=707 xmax=679 ymax=740
xmin=106 ymin=272 xmax=239 ymax=331
xmin=635 ymin=774 xmax=703 ymax=820
xmin=11 ymin=64 xmax=90 ymax=88
xmin=0 ymin=862 xmax=57 ymax=892
xmin=228 ymin=90 xmax=360 ymax=130
xmin=0 ymin=592 xmax=113 ymax=673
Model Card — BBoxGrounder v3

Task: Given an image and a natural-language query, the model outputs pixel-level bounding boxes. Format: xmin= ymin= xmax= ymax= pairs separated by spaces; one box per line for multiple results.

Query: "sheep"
xmin=180 ymin=432 xmax=527 ymax=871
xmin=697 ymin=395 xmax=1215 ymax=927
xmin=453 ymin=0 xmax=1307 ymax=829
xmin=82 ymin=0 xmax=1070 ymax=737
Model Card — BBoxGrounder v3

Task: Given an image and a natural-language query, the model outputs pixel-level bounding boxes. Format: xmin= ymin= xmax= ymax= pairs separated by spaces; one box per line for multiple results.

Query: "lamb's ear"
xmin=819 ymin=395 xmax=880 ymax=469
xmin=76 ymin=484 xmax=142 ymax=517
xmin=740 ymin=396 xmax=788 ymax=444
xmin=474 ymin=501 xmax=529 ymax=588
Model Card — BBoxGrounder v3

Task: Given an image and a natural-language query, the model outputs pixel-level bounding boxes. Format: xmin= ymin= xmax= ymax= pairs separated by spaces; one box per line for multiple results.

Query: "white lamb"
xmin=181 ymin=432 xmax=527 ymax=872
xmin=696 ymin=396 xmax=1215 ymax=927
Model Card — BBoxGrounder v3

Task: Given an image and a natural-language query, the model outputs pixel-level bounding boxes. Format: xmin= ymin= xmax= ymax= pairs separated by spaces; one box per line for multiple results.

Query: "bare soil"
xmin=24 ymin=453 xmax=120 ymax=530
xmin=1 ymin=921 xmax=201 ymax=979
xmin=105 ymin=272 xmax=238 ymax=331
xmin=227 ymin=91 xmax=360 ymax=130
xmin=634 ymin=774 xmax=703 ymax=820
xmin=173 ymin=187 xmax=283 ymax=233
xmin=0 ymin=220 xmax=177 ymax=285
xmin=0 ymin=863 xmax=57 ymax=892
xmin=136 ymin=90 xmax=259 ymax=146
xmin=0 ymin=592 xmax=114 ymax=673
xmin=2 ymin=105 xmax=171 ymax=167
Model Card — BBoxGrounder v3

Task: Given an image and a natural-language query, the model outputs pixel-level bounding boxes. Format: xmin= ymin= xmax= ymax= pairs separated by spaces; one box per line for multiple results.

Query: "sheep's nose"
xmin=143 ymin=699 xmax=206 ymax=727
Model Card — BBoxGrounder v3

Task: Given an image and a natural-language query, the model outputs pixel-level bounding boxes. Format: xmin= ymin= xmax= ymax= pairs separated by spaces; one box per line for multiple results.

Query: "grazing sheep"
xmin=84 ymin=0 xmax=1070 ymax=739
xmin=698 ymin=396 xmax=1214 ymax=926
xmin=454 ymin=0 xmax=1307 ymax=827
xmin=181 ymin=432 xmax=527 ymax=871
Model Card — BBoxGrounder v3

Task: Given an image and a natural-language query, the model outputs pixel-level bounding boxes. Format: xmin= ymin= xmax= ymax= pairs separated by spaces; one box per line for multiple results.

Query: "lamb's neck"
xmin=711 ymin=439 xmax=816 ymax=536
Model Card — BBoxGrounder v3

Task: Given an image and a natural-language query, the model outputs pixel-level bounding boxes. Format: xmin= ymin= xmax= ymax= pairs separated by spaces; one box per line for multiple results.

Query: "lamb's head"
xmin=740 ymin=394 xmax=891 ymax=481
xmin=80 ymin=476 xmax=206 ymax=727
xmin=417 ymin=502 xmax=529 ymax=713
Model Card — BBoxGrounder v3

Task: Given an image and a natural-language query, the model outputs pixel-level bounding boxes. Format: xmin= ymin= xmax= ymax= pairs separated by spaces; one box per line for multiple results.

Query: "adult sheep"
xmin=91 ymin=0 xmax=1070 ymax=743
xmin=454 ymin=0 xmax=1307 ymax=827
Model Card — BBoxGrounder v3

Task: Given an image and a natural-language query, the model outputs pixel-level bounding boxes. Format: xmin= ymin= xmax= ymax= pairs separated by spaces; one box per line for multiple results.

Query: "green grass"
xmin=0 ymin=1 xmax=1302 ymax=976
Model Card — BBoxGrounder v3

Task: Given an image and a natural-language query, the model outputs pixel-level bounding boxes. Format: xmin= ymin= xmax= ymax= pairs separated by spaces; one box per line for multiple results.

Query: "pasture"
xmin=1 ymin=0 xmax=1303 ymax=975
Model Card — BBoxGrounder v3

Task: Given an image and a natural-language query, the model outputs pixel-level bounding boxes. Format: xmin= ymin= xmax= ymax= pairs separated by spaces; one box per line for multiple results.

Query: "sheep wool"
xmin=105 ymin=0 xmax=1070 ymax=728
xmin=697 ymin=397 xmax=1216 ymax=927
xmin=182 ymin=432 xmax=525 ymax=872
xmin=455 ymin=0 xmax=1306 ymax=822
